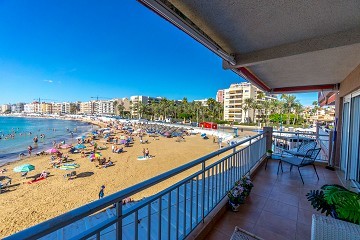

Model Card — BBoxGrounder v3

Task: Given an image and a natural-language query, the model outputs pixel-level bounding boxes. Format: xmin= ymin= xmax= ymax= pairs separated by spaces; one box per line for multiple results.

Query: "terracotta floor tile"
xmin=296 ymin=222 xmax=311 ymax=240
xmin=244 ymin=193 xmax=267 ymax=210
xmin=253 ymin=225 xmax=292 ymax=240
xmin=271 ymin=183 xmax=301 ymax=197
xmin=251 ymin=185 xmax=272 ymax=198
xmin=214 ymin=213 xmax=255 ymax=236
xmin=298 ymin=198 xmax=316 ymax=211
xmin=205 ymin=162 xmax=342 ymax=239
xmin=206 ymin=229 xmax=231 ymax=240
xmin=230 ymin=206 xmax=262 ymax=224
xmin=264 ymin=198 xmax=299 ymax=221
xmin=297 ymin=208 xmax=316 ymax=226
xmin=268 ymin=190 xmax=299 ymax=207
xmin=256 ymin=211 xmax=297 ymax=239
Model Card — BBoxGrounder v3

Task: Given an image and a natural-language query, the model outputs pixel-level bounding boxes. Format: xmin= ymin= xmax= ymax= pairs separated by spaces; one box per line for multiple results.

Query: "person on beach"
xmin=142 ymin=148 xmax=146 ymax=158
xmin=145 ymin=148 xmax=149 ymax=158
xmin=28 ymin=145 xmax=33 ymax=156
xmin=99 ymin=185 xmax=105 ymax=199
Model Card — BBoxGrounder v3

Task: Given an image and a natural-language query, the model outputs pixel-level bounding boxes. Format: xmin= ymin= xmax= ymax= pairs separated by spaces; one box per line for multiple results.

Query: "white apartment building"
xmin=97 ymin=100 xmax=116 ymax=115
xmin=24 ymin=102 xmax=39 ymax=113
xmin=1 ymin=104 xmax=11 ymax=113
xmin=51 ymin=103 xmax=62 ymax=115
xmin=61 ymin=102 xmax=71 ymax=114
xmin=79 ymin=101 xmax=95 ymax=115
xmin=223 ymin=83 xmax=276 ymax=123
xmin=10 ymin=103 xmax=25 ymax=113
xmin=130 ymin=96 xmax=162 ymax=118
xmin=194 ymin=99 xmax=208 ymax=106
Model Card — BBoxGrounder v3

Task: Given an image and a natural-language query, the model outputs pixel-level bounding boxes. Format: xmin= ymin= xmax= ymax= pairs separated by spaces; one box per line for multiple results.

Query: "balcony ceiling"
xmin=142 ymin=0 xmax=360 ymax=93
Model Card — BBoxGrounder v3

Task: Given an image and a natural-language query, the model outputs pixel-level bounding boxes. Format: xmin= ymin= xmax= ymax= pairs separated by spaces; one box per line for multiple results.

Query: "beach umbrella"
xmin=74 ymin=144 xmax=86 ymax=149
xmin=46 ymin=148 xmax=60 ymax=154
xmin=60 ymin=144 xmax=72 ymax=149
xmin=103 ymin=130 xmax=111 ymax=134
xmin=120 ymin=139 xmax=127 ymax=144
xmin=164 ymin=132 xmax=171 ymax=136
xmin=13 ymin=164 xmax=35 ymax=172
xmin=89 ymin=153 xmax=102 ymax=159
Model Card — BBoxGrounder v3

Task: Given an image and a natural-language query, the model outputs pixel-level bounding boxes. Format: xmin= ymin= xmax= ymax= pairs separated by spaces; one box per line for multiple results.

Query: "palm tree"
xmin=293 ymin=101 xmax=303 ymax=125
xmin=193 ymin=101 xmax=202 ymax=123
xmin=117 ymin=103 xmax=125 ymax=117
xmin=160 ymin=98 xmax=169 ymax=120
xmin=113 ymin=100 xmax=118 ymax=116
xmin=244 ymin=98 xmax=254 ymax=123
xmin=206 ymin=98 xmax=216 ymax=119
xmin=281 ymin=94 xmax=297 ymax=125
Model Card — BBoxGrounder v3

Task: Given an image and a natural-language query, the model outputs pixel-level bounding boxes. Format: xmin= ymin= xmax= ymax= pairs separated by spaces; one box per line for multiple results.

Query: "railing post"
xmin=116 ymin=201 xmax=123 ymax=240
xmin=248 ymin=138 xmax=252 ymax=173
xmin=263 ymin=127 xmax=273 ymax=153
xmin=328 ymin=130 xmax=334 ymax=165
xmin=201 ymin=161 xmax=205 ymax=223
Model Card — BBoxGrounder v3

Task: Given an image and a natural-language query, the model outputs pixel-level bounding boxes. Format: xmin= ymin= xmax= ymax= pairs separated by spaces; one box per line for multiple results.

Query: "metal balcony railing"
xmin=272 ymin=130 xmax=331 ymax=162
xmin=5 ymin=133 xmax=266 ymax=240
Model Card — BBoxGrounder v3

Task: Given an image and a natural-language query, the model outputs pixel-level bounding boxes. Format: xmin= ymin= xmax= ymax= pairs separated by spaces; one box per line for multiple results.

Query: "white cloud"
xmin=44 ymin=80 xmax=53 ymax=83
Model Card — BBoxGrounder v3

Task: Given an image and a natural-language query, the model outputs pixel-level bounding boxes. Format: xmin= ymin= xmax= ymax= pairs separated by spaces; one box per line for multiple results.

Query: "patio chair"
xmin=283 ymin=140 xmax=317 ymax=158
xmin=278 ymin=148 xmax=321 ymax=184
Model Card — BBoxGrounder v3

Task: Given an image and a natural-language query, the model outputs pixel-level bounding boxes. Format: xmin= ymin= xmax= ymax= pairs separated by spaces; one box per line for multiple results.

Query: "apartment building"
xmin=193 ymin=99 xmax=208 ymax=106
xmin=23 ymin=102 xmax=40 ymax=113
xmin=79 ymin=101 xmax=95 ymax=115
xmin=223 ymin=83 xmax=276 ymax=123
xmin=40 ymin=102 xmax=53 ymax=114
xmin=130 ymin=96 xmax=162 ymax=117
xmin=1 ymin=104 xmax=11 ymax=113
xmin=10 ymin=103 xmax=25 ymax=113
xmin=216 ymin=90 xmax=224 ymax=103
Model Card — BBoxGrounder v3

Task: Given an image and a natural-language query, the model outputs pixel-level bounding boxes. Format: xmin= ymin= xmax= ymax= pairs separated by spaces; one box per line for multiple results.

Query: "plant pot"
xmin=229 ymin=201 xmax=241 ymax=212
xmin=266 ymin=152 xmax=272 ymax=157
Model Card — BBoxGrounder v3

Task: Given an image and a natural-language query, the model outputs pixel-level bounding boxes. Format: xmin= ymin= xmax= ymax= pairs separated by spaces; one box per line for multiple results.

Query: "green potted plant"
xmin=228 ymin=176 xmax=253 ymax=211
xmin=306 ymin=184 xmax=360 ymax=224
xmin=266 ymin=149 xmax=273 ymax=157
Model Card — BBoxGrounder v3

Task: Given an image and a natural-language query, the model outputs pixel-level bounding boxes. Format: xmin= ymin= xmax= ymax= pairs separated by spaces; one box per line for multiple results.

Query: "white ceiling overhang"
xmin=139 ymin=0 xmax=360 ymax=93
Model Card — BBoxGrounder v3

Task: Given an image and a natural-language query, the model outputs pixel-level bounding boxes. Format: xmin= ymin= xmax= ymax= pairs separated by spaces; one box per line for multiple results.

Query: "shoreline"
xmin=0 ymin=116 xmax=98 ymax=167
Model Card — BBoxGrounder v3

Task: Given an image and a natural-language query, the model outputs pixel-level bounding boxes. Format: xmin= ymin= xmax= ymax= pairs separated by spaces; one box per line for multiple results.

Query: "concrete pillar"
xmin=263 ymin=127 xmax=273 ymax=151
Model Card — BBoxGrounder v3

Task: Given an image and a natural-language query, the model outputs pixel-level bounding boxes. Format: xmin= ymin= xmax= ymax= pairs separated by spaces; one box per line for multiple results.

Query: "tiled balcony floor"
xmin=206 ymin=159 xmax=343 ymax=240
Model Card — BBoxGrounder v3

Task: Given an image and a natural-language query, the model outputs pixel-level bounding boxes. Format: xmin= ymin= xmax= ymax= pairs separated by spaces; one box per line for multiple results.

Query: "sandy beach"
xmin=0 ymin=119 xmax=256 ymax=238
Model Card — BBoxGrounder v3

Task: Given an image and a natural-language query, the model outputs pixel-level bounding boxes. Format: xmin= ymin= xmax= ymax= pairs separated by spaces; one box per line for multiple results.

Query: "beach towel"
xmin=27 ymin=177 xmax=45 ymax=184
xmin=137 ymin=156 xmax=151 ymax=161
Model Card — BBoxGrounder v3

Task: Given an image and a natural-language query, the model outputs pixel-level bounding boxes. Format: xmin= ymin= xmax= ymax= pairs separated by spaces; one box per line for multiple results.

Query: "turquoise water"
xmin=0 ymin=117 xmax=93 ymax=165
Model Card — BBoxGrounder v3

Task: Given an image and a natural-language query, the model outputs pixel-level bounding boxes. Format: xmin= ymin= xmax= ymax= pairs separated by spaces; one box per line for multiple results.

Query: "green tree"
xmin=117 ymin=103 xmax=125 ymax=117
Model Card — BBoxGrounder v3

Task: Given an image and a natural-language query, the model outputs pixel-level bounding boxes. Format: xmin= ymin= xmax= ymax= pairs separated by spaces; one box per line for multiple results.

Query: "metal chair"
xmin=278 ymin=148 xmax=321 ymax=184
xmin=283 ymin=140 xmax=317 ymax=158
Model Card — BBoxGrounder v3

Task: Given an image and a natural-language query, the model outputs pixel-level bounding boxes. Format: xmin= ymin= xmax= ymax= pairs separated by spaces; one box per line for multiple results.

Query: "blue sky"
xmin=0 ymin=0 xmax=317 ymax=106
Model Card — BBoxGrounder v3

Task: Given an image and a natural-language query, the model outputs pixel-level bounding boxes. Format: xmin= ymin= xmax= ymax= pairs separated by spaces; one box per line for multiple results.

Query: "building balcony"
xmin=205 ymin=158 xmax=342 ymax=240
xmin=4 ymin=129 xmax=349 ymax=240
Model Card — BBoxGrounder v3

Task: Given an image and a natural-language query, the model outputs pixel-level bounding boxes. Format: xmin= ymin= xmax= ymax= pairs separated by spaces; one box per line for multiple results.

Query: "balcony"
xmin=205 ymin=158 xmax=342 ymax=240
xmin=5 ymin=129 xmax=342 ymax=240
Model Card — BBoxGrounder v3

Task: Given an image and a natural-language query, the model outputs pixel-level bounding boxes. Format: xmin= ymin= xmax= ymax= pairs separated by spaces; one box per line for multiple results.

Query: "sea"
xmin=0 ymin=116 xmax=94 ymax=165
